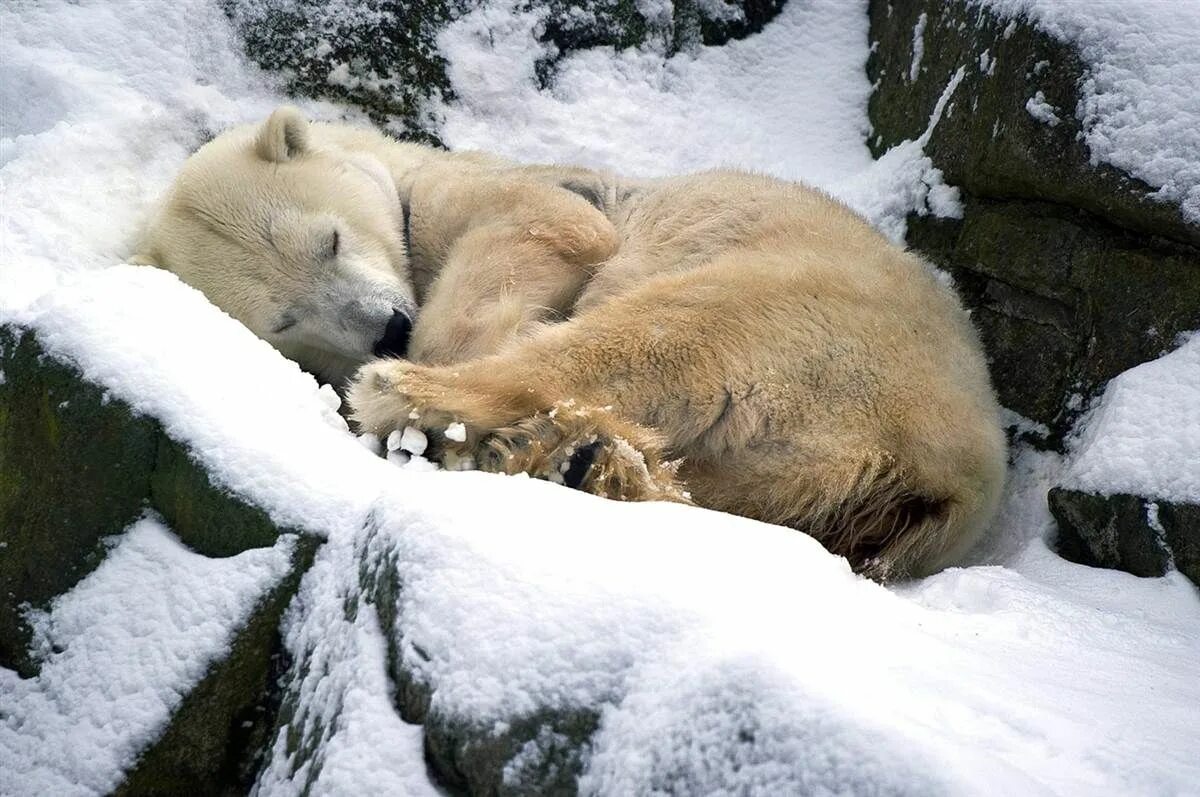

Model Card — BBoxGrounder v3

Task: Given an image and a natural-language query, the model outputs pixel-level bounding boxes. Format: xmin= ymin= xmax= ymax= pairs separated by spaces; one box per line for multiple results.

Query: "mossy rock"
xmin=866 ymin=0 xmax=1197 ymax=245
xmin=908 ymin=199 xmax=1200 ymax=437
xmin=867 ymin=0 xmax=1200 ymax=439
xmin=0 ymin=326 xmax=158 ymax=675
xmin=1 ymin=325 xmax=317 ymax=673
xmin=1 ymin=322 xmax=326 ymax=790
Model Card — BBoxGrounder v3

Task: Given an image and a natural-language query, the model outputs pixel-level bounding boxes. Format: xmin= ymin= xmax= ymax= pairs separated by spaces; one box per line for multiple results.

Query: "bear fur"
xmin=137 ymin=107 xmax=1006 ymax=580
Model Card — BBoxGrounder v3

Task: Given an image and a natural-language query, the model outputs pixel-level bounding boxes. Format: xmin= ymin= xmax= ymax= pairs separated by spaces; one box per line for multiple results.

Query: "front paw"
xmin=347 ymin=359 xmax=480 ymax=461
xmin=478 ymin=405 xmax=690 ymax=503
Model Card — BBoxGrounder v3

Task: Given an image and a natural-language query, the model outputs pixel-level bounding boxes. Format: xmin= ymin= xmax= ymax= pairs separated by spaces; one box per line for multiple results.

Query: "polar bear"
xmin=137 ymin=107 xmax=1006 ymax=580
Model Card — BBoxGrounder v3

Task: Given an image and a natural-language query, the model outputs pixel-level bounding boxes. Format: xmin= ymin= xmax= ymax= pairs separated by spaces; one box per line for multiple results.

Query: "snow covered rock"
xmin=867 ymin=0 xmax=1200 ymax=439
xmin=1049 ymin=336 xmax=1200 ymax=584
xmin=219 ymin=0 xmax=785 ymax=140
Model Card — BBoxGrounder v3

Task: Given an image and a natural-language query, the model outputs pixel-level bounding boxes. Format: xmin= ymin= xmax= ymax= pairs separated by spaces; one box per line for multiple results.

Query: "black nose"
xmin=373 ymin=310 xmax=412 ymax=359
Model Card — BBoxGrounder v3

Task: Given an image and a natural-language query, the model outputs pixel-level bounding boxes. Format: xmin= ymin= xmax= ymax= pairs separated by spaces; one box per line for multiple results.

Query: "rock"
xmin=116 ymin=535 xmax=321 ymax=795
xmin=359 ymin=525 xmax=599 ymax=794
xmin=1156 ymin=502 xmax=1200 ymax=586
xmin=219 ymin=0 xmax=785 ymax=141
xmin=0 ymin=326 xmax=158 ymax=676
xmin=867 ymin=0 xmax=1200 ymax=440
xmin=1049 ymin=488 xmax=1199 ymax=584
xmin=907 ymin=199 xmax=1200 ymax=437
xmin=0 ymin=323 xmax=323 ymax=788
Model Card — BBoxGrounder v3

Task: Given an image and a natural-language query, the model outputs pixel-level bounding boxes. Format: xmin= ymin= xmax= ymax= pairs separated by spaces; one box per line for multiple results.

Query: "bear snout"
xmin=373 ymin=309 xmax=413 ymax=359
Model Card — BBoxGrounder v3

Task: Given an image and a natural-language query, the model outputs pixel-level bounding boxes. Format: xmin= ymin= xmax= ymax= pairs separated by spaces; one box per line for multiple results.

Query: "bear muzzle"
xmin=373 ymin=309 xmax=413 ymax=359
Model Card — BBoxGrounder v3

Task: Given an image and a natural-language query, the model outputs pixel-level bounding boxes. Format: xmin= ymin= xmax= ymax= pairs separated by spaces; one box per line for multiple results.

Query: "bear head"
xmin=134 ymin=107 xmax=416 ymax=387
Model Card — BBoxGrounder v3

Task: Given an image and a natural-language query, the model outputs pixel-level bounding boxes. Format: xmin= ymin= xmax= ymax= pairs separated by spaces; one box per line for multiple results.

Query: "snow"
xmin=1025 ymin=89 xmax=1061 ymax=126
xmin=0 ymin=517 xmax=295 ymax=797
xmin=1063 ymin=334 xmax=1200 ymax=503
xmin=399 ymin=426 xmax=429 ymax=456
xmin=977 ymin=0 xmax=1200 ymax=222
xmin=909 ymin=11 xmax=928 ymax=82
xmin=2 ymin=0 xmax=1199 ymax=795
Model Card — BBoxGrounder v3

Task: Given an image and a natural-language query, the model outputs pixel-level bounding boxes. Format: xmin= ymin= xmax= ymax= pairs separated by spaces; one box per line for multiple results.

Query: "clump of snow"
xmin=1025 ymin=89 xmax=1061 ymax=126
xmin=399 ymin=426 xmax=429 ymax=456
xmin=977 ymin=0 xmax=1200 ymax=222
xmin=0 ymin=516 xmax=295 ymax=796
xmin=1062 ymin=334 xmax=1200 ymax=503
xmin=444 ymin=421 xmax=467 ymax=442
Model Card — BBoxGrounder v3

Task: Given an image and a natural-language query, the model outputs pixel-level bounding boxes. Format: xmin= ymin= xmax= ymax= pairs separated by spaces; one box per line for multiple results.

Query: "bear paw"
xmin=347 ymin=359 xmax=484 ymax=464
xmin=478 ymin=405 xmax=689 ymax=503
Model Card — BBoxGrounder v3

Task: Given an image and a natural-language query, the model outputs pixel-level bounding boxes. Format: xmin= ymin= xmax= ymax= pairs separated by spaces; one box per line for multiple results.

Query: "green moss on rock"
xmin=0 ymin=326 xmax=158 ymax=676
xmin=1 ymin=323 xmax=326 ymax=788
xmin=867 ymin=0 xmax=1198 ymax=246
xmin=151 ymin=434 xmax=288 ymax=558
xmin=909 ymin=200 xmax=1200 ymax=437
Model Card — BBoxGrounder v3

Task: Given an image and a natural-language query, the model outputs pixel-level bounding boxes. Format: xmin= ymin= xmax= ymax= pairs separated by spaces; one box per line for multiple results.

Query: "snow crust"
xmin=2 ymin=0 xmax=1199 ymax=794
xmin=977 ymin=0 xmax=1200 ymax=222
xmin=0 ymin=518 xmax=295 ymax=796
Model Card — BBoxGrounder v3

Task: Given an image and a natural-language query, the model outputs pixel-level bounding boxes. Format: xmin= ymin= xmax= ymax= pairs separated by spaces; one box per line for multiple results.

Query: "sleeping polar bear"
xmin=136 ymin=107 xmax=1006 ymax=580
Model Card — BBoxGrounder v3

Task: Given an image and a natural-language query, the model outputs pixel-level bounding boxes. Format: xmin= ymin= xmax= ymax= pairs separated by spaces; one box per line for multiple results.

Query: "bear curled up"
xmin=135 ymin=107 xmax=1005 ymax=581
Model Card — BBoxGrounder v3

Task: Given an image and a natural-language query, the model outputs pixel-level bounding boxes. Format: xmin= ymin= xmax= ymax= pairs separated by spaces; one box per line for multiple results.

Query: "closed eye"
xmin=271 ymin=315 xmax=297 ymax=334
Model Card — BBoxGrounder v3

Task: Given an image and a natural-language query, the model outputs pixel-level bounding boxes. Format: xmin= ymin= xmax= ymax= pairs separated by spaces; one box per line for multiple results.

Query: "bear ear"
xmin=255 ymin=106 xmax=310 ymax=163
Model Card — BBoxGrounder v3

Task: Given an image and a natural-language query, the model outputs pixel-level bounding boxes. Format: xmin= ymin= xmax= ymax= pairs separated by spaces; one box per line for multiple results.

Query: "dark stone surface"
xmin=867 ymin=0 xmax=1198 ymax=246
xmin=908 ymin=200 xmax=1200 ymax=437
xmin=221 ymin=0 xmax=785 ymax=141
xmin=357 ymin=524 xmax=599 ymax=795
xmin=1049 ymin=488 xmax=1199 ymax=585
xmin=220 ymin=0 xmax=469 ymax=143
xmin=0 ymin=325 xmax=158 ymax=676
xmin=1049 ymin=488 xmax=1170 ymax=578
xmin=1 ymin=323 xmax=324 ymax=790
xmin=152 ymin=433 xmax=287 ymax=558
xmin=866 ymin=0 xmax=1200 ymax=440
xmin=1157 ymin=502 xmax=1200 ymax=586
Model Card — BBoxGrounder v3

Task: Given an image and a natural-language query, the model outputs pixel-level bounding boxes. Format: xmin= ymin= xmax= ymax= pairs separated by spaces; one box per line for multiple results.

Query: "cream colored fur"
xmin=138 ymin=107 xmax=1007 ymax=580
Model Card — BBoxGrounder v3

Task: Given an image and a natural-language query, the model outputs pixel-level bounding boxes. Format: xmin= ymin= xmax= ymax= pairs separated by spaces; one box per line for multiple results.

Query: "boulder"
xmin=866 ymin=0 xmax=1200 ymax=440
xmin=1049 ymin=489 xmax=1199 ymax=585
xmin=0 ymin=323 xmax=322 ymax=789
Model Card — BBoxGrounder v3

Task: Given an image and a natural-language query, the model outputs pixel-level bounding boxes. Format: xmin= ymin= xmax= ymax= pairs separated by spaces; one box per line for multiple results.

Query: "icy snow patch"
xmin=1063 ymin=334 xmax=1200 ymax=503
xmin=0 ymin=517 xmax=294 ymax=797
xmin=978 ymin=0 xmax=1200 ymax=222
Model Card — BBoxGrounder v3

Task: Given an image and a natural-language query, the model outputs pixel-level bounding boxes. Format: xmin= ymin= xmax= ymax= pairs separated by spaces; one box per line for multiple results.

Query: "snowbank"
xmin=2 ymin=0 xmax=1199 ymax=794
